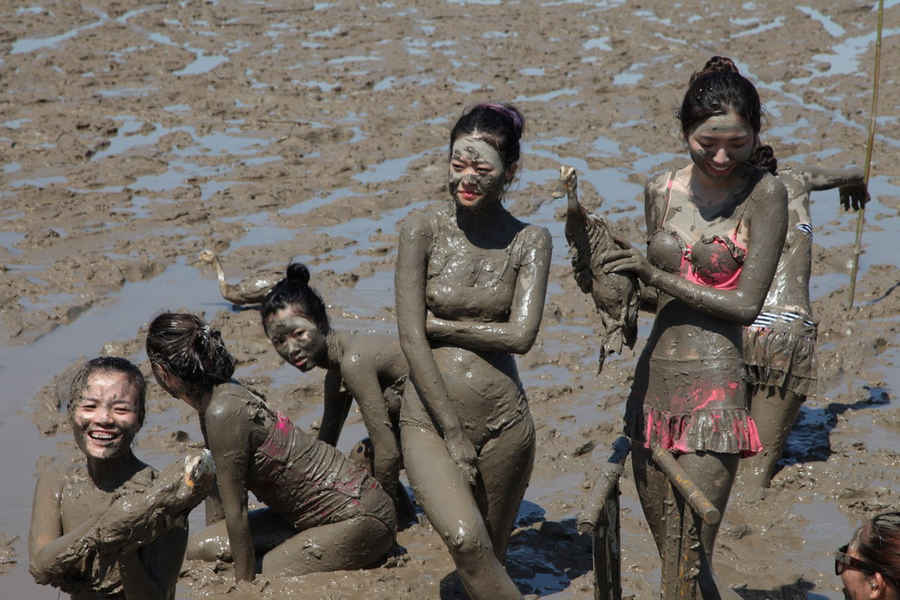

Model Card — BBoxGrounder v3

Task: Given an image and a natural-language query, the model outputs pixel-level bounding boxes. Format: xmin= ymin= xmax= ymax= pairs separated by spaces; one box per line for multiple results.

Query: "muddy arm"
xmin=204 ymin=403 xmax=254 ymax=582
xmin=318 ymin=368 xmax=352 ymax=446
xmin=29 ymin=467 xmax=102 ymax=584
xmin=425 ymin=227 xmax=552 ymax=354
xmin=118 ymin=524 xmax=187 ymax=600
xmin=797 ymin=165 xmax=868 ymax=211
xmin=396 ymin=213 xmax=476 ymax=481
xmin=799 ymin=165 xmax=865 ymax=191
xmin=341 ymin=356 xmax=400 ymax=495
xmin=607 ymin=176 xmax=788 ymax=324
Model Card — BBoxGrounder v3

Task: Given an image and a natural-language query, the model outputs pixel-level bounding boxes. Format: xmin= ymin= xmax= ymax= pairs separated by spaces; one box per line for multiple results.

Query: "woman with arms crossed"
xmin=395 ymin=103 xmax=551 ymax=599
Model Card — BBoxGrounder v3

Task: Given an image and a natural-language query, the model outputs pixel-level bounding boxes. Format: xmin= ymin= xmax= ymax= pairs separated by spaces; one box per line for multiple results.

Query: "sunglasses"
xmin=835 ymin=544 xmax=875 ymax=578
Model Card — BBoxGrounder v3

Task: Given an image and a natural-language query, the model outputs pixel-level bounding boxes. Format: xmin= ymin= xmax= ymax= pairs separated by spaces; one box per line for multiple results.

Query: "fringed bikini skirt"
xmin=743 ymin=311 xmax=817 ymax=397
xmin=625 ymin=355 xmax=762 ymax=457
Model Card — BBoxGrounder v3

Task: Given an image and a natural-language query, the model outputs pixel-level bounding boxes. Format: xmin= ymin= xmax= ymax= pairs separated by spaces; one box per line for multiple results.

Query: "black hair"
xmin=853 ymin=512 xmax=900 ymax=590
xmin=260 ymin=263 xmax=330 ymax=334
xmin=679 ymin=56 xmax=777 ymax=174
xmin=146 ymin=313 xmax=235 ymax=392
xmin=449 ymin=103 xmax=525 ymax=170
xmin=69 ymin=356 xmax=147 ymax=427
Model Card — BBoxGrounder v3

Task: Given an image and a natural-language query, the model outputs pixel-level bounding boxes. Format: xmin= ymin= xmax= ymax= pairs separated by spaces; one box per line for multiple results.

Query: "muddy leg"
xmin=742 ymin=385 xmax=805 ymax=489
xmin=475 ymin=415 xmax=535 ymax=561
xmin=261 ymin=515 xmax=393 ymax=576
xmin=402 ymin=424 xmax=522 ymax=600
xmin=187 ymin=508 xmax=296 ymax=563
xmin=631 ymin=444 xmax=668 ymax=559
xmin=661 ymin=452 xmax=737 ymax=600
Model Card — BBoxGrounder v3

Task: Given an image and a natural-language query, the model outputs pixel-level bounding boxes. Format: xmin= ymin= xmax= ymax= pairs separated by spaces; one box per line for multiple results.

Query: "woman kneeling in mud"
xmin=261 ymin=263 xmax=415 ymax=525
xmin=395 ymin=103 xmax=551 ymax=599
xmin=146 ymin=313 xmax=395 ymax=582
xmin=602 ymin=57 xmax=786 ymax=598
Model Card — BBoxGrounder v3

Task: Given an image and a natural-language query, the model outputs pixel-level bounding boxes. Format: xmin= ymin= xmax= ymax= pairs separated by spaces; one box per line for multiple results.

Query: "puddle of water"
xmin=11 ymin=18 xmax=105 ymax=54
xmin=582 ymin=37 xmax=611 ymax=51
xmin=731 ymin=15 xmax=786 ymax=38
xmin=3 ymin=118 xmax=32 ymax=129
xmin=20 ymin=293 xmax=78 ymax=313
xmin=353 ymin=146 xmax=439 ymax=184
xmin=281 ymin=187 xmax=356 ymax=215
xmin=3 ymin=162 xmax=21 ymax=174
xmin=174 ymin=54 xmax=228 ymax=76
xmin=0 ymin=231 xmax=26 ymax=254
xmin=790 ymin=27 xmax=900 ymax=85
xmin=520 ymin=67 xmax=545 ymax=76
xmin=10 ymin=175 xmax=67 ymax=188
xmin=225 ymin=212 xmax=298 ymax=250
xmin=97 ymin=86 xmax=155 ymax=98
xmin=451 ymin=79 xmax=482 ymax=94
xmin=513 ymin=87 xmax=578 ymax=103
xmin=796 ymin=6 xmax=845 ymax=37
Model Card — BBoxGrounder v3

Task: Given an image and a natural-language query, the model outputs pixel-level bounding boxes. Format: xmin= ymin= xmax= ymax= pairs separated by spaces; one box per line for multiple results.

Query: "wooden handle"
xmin=651 ymin=446 xmax=721 ymax=525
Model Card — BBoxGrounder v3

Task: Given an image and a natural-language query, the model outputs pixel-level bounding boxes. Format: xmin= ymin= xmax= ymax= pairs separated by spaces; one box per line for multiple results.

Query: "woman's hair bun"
xmin=286 ymin=262 xmax=310 ymax=287
xmin=690 ymin=56 xmax=740 ymax=85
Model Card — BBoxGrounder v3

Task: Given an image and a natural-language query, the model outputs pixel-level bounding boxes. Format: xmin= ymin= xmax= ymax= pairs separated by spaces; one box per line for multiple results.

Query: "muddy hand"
xmin=603 ymin=248 xmax=655 ymax=282
xmin=446 ymin=432 xmax=478 ymax=485
xmin=839 ymin=181 xmax=869 ymax=211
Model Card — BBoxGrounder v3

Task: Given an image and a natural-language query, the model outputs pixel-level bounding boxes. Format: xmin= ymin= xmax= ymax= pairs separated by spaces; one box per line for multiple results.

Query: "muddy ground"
xmin=1 ymin=1 xmax=898 ymax=598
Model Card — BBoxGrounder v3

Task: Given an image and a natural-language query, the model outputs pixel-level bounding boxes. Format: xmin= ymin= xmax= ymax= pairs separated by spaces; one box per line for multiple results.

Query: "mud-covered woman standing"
xmin=741 ymin=164 xmax=867 ymax=491
xmin=602 ymin=57 xmax=787 ymax=598
xmin=146 ymin=313 xmax=395 ymax=583
xmin=395 ymin=103 xmax=551 ymax=599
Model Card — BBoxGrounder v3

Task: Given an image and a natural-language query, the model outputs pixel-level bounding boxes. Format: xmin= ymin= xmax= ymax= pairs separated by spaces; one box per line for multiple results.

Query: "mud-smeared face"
xmin=72 ymin=371 xmax=141 ymax=460
xmin=265 ymin=307 xmax=326 ymax=372
xmin=686 ymin=110 xmax=755 ymax=182
xmin=448 ymin=134 xmax=507 ymax=211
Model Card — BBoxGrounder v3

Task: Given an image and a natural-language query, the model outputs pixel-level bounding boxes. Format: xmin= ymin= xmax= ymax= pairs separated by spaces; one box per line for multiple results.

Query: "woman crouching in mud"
xmin=602 ymin=57 xmax=787 ymax=598
xmin=146 ymin=313 xmax=395 ymax=582
xmin=395 ymin=103 xmax=551 ymax=599
xmin=261 ymin=263 xmax=416 ymax=525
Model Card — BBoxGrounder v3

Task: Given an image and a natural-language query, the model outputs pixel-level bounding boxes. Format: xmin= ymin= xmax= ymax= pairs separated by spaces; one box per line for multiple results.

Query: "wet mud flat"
xmin=2 ymin=0 xmax=898 ymax=598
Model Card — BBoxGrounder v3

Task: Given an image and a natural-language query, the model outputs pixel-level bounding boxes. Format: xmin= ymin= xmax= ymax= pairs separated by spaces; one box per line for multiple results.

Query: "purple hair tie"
xmin=478 ymin=103 xmax=523 ymax=133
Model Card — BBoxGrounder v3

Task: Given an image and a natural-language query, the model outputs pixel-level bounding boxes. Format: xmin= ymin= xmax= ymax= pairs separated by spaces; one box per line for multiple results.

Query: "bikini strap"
xmin=657 ymin=171 xmax=676 ymax=233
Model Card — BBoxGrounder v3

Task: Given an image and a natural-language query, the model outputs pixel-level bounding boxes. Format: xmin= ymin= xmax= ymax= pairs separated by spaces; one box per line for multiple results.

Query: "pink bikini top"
xmin=647 ymin=174 xmax=747 ymax=291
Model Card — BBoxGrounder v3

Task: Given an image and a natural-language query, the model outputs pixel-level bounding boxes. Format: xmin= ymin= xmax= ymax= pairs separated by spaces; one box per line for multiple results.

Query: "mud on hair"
xmin=69 ymin=356 xmax=147 ymax=427
xmin=261 ymin=262 xmax=330 ymax=334
xmin=146 ymin=313 xmax=236 ymax=390
xmin=680 ymin=56 xmax=776 ymax=174
xmin=450 ymin=102 xmax=525 ymax=170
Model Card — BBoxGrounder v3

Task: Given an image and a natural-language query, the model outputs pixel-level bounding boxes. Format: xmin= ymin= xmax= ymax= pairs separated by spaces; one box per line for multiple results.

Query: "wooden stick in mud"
xmin=848 ymin=0 xmax=884 ymax=309
xmin=651 ymin=446 xmax=721 ymax=526
xmin=577 ymin=436 xmax=631 ymax=600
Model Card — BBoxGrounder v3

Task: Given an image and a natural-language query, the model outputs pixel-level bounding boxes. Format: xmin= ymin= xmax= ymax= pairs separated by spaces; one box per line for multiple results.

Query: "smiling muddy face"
xmin=448 ymin=134 xmax=508 ymax=211
xmin=686 ymin=110 xmax=755 ymax=184
xmin=265 ymin=306 xmax=327 ymax=372
xmin=71 ymin=370 xmax=141 ymax=460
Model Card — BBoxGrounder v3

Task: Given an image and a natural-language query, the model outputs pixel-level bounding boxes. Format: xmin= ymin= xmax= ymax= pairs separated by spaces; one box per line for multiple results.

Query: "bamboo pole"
xmin=848 ymin=0 xmax=884 ymax=309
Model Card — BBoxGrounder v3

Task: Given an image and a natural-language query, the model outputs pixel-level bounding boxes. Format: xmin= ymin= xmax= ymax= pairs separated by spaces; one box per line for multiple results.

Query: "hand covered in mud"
xmin=445 ymin=431 xmax=478 ymax=485
xmin=839 ymin=181 xmax=869 ymax=211
xmin=602 ymin=246 xmax=656 ymax=283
